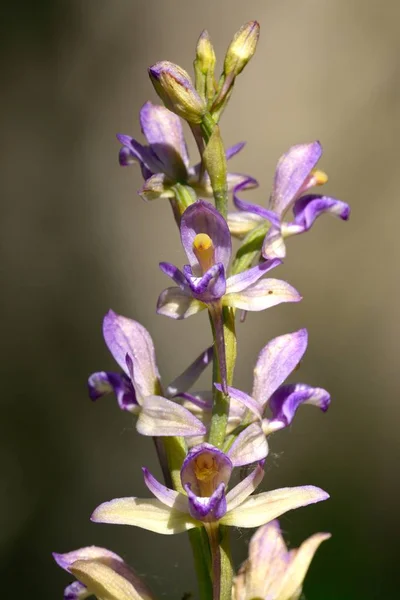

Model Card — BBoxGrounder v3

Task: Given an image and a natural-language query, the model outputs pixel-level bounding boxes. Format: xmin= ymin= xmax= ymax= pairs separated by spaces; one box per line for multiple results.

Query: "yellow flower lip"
xmin=311 ymin=169 xmax=328 ymax=186
xmin=194 ymin=451 xmax=218 ymax=483
xmin=193 ymin=233 xmax=215 ymax=273
xmin=193 ymin=233 xmax=213 ymax=252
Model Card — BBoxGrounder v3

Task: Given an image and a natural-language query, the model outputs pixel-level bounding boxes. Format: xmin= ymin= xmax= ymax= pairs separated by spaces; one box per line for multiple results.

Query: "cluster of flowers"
xmin=54 ymin=21 xmax=349 ymax=600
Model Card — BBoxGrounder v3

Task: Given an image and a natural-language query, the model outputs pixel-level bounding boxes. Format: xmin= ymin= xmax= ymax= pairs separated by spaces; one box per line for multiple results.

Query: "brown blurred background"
xmin=1 ymin=1 xmax=399 ymax=598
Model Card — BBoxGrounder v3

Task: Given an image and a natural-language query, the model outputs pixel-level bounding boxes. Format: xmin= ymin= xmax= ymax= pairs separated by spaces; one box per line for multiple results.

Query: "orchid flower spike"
xmin=232 ymin=520 xmax=331 ymax=600
xmin=229 ymin=141 xmax=350 ymax=259
xmin=53 ymin=546 xmax=155 ymax=600
xmin=91 ymin=442 xmax=328 ymax=535
xmin=117 ymin=102 xmax=254 ymax=206
xmin=88 ymin=310 xmax=210 ymax=438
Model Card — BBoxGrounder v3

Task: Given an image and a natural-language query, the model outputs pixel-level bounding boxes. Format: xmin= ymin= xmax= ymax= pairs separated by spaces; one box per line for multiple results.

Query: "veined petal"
xmin=223 ymin=279 xmax=301 ymax=312
xmin=142 ymin=467 xmax=189 ymax=512
xmin=252 ymin=329 xmax=308 ymax=408
xmin=167 ymin=346 xmax=213 ymax=396
xmin=116 ymin=134 xmax=162 ymax=174
xmin=140 ymin=101 xmax=189 ymax=176
xmin=292 ymin=194 xmax=351 ymax=231
xmin=227 ymin=423 xmax=268 ymax=467
xmin=220 ymin=485 xmax=329 ymax=528
xmin=88 ymin=371 xmax=138 ymax=412
xmin=159 ymin=262 xmax=188 ymax=289
xmin=227 ymin=210 xmax=264 ymax=237
xmin=157 ymin=286 xmax=206 ymax=319
xmin=185 ymin=482 xmax=227 ymax=521
xmin=261 ymin=223 xmax=286 ymax=260
xmin=225 ymin=259 xmax=281 ymax=294
xmin=225 ymin=462 xmax=265 ymax=512
xmin=103 ymin=311 xmax=160 ymax=399
xmin=136 ymin=396 xmax=207 ymax=437
xmin=268 ymin=383 xmax=331 ymax=429
xmin=91 ymin=497 xmax=197 ymax=535
xmin=184 ymin=263 xmax=226 ymax=302
xmin=270 ymin=142 xmax=322 ymax=215
xmin=215 ymin=385 xmax=262 ymax=419
xmin=180 ymin=201 xmax=232 ymax=272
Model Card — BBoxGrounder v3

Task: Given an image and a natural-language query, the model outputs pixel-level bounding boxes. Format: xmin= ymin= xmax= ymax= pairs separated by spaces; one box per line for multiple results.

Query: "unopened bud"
xmin=223 ymin=20 xmax=260 ymax=77
xmin=195 ymin=30 xmax=216 ymax=76
xmin=148 ymin=61 xmax=206 ymax=124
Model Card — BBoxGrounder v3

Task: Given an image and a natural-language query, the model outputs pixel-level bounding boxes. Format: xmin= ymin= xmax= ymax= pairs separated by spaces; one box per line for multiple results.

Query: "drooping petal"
xmin=292 ymin=194 xmax=351 ymax=231
xmin=183 ymin=263 xmax=226 ymax=302
xmin=181 ymin=443 xmax=233 ymax=496
xmin=88 ymin=371 xmax=138 ymax=412
xmin=267 ymin=383 xmax=331 ymax=430
xmin=227 ymin=210 xmax=264 ymax=237
xmin=225 ymin=258 xmax=281 ymax=294
xmin=167 ymin=346 xmax=213 ymax=396
xmin=136 ymin=396 xmax=207 ymax=437
xmin=102 ymin=310 xmax=160 ymax=400
xmin=261 ymin=222 xmax=286 ymax=259
xmin=157 ymin=287 xmax=206 ymax=319
xmin=159 ymin=262 xmax=188 ymax=289
xmin=220 ymin=485 xmax=329 ymax=528
xmin=185 ymin=481 xmax=227 ymax=521
xmin=252 ymin=329 xmax=308 ymax=408
xmin=142 ymin=468 xmax=189 ymax=512
xmin=215 ymin=385 xmax=262 ymax=420
xmin=91 ymin=497 xmax=197 ymax=535
xmin=180 ymin=201 xmax=232 ymax=272
xmin=226 ymin=173 xmax=258 ymax=193
xmin=116 ymin=134 xmax=162 ymax=174
xmin=227 ymin=423 xmax=268 ymax=467
xmin=139 ymin=101 xmax=189 ymax=177
xmin=225 ymin=462 xmax=265 ymax=512
xmin=223 ymin=278 xmax=301 ymax=312
xmin=225 ymin=141 xmax=246 ymax=160
xmin=270 ymin=142 xmax=322 ymax=216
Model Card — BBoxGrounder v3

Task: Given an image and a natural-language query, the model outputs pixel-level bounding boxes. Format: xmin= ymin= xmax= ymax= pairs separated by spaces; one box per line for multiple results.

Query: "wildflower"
xmin=215 ymin=328 xmax=330 ymax=436
xmin=230 ymin=141 xmax=350 ymax=259
xmin=91 ymin=442 xmax=328 ymax=534
xmin=118 ymin=101 xmax=253 ymax=203
xmin=53 ymin=546 xmax=154 ymax=600
xmin=232 ymin=520 xmax=330 ymax=600
xmin=88 ymin=310 xmax=209 ymax=437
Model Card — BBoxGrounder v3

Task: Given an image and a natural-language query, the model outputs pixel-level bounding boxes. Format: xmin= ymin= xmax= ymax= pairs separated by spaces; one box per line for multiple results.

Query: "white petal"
xmin=223 ymin=279 xmax=301 ymax=311
xmin=136 ymin=396 xmax=207 ymax=437
xmin=227 ymin=423 xmax=268 ymax=467
xmin=157 ymin=287 xmax=206 ymax=319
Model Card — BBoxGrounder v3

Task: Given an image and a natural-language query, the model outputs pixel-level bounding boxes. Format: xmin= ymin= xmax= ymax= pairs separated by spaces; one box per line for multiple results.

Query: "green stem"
xmin=205 ymin=524 xmax=233 ymax=600
xmin=188 ymin=528 xmax=212 ymax=600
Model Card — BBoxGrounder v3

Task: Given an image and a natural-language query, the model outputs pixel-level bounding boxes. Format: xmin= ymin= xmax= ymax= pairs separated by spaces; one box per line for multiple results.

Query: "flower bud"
xmin=223 ymin=20 xmax=260 ymax=77
xmin=149 ymin=61 xmax=206 ymax=124
xmin=195 ymin=30 xmax=216 ymax=76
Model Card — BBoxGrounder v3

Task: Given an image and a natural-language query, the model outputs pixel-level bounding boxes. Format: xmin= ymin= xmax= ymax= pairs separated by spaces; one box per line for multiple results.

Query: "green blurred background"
xmin=2 ymin=0 xmax=398 ymax=598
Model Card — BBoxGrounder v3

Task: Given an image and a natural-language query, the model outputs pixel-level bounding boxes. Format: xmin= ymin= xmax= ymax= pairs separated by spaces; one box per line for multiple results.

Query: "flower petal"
xmin=223 ymin=279 xmax=301 ymax=312
xmin=225 ymin=259 xmax=281 ymax=294
xmin=215 ymin=385 xmax=262 ymax=420
xmin=227 ymin=210 xmax=264 ymax=237
xmin=270 ymin=142 xmax=322 ymax=215
xmin=103 ymin=310 xmax=160 ymax=400
xmin=138 ymin=173 xmax=175 ymax=201
xmin=220 ymin=485 xmax=329 ymax=528
xmin=116 ymin=134 xmax=162 ymax=174
xmin=225 ymin=462 xmax=265 ymax=512
xmin=159 ymin=262 xmax=188 ymax=289
xmin=266 ymin=383 xmax=331 ymax=432
xmin=252 ymin=329 xmax=308 ymax=408
xmin=184 ymin=263 xmax=226 ymax=302
xmin=185 ymin=482 xmax=227 ymax=521
xmin=139 ymin=101 xmax=189 ymax=176
xmin=142 ymin=467 xmax=189 ymax=511
xmin=227 ymin=423 xmax=268 ymax=467
xmin=157 ymin=287 xmax=206 ymax=319
xmin=225 ymin=141 xmax=246 ymax=160
xmin=181 ymin=443 xmax=233 ymax=496
xmin=136 ymin=396 xmax=207 ymax=437
xmin=292 ymin=194 xmax=351 ymax=231
xmin=91 ymin=497 xmax=197 ymax=534
xmin=167 ymin=346 xmax=213 ymax=396
xmin=88 ymin=371 xmax=138 ymax=412
xmin=63 ymin=581 xmax=90 ymax=599
xmin=180 ymin=201 xmax=232 ymax=272
xmin=261 ymin=222 xmax=286 ymax=259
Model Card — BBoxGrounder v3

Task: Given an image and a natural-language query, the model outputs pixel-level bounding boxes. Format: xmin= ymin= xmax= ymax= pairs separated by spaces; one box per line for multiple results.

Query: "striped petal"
xmin=157 ymin=287 xmax=206 ymax=319
xmin=136 ymin=396 xmax=207 ymax=437
xmin=223 ymin=279 xmax=301 ymax=312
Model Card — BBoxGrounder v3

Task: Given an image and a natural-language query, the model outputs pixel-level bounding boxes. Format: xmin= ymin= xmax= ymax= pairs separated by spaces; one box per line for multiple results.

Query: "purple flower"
xmin=118 ymin=101 xmax=254 ymax=201
xmin=88 ymin=310 xmax=210 ymax=437
xmin=216 ymin=328 xmax=330 ymax=436
xmin=232 ymin=520 xmax=330 ymax=600
xmin=53 ymin=546 xmax=154 ymax=600
xmin=230 ymin=141 xmax=350 ymax=258
xmin=91 ymin=441 xmax=328 ymax=534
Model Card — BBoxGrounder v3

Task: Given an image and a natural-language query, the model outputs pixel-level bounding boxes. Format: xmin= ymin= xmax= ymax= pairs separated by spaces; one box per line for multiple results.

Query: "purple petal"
xmin=136 ymin=395 xmax=207 ymax=437
xmin=227 ymin=173 xmax=258 ymax=193
xmin=227 ymin=423 xmax=268 ymax=467
xmin=167 ymin=346 xmax=213 ymax=396
xmin=270 ymin=142 xmax=322 ymax=215
xmin=159 ymin=262 xmax=188 ymax=289
xmin=139 ymin=101 xmax=189 ymax=179
xmin=53 ymin=547 xmax=122 ymax=573
xmin=233 ymin=179 xmax=280 ymax=223
xmin=118 ymin=145 xmax=136 ymax=167
xmin=181 ymin=443 xmax=233 ymax=496
xmin=103 ymin=310 xmax=160 ymax=400
xmin=116 ymin=133 xmax=162 ymax=174
xmin=292 ymin=194 xmax=351 ymax=231
xmin=157 ymin=287 xmax=206 ymax=319
xmin=223 ymin=279 xmax=302 ymax=312
xmin=183 ymin=263 xmax=226 ymax=302
xmin=88 ymin=371 xmax=137 ymax=412
xmin=142 ymin=467 xmax=189 ymax=511
xmin=268 ymin=383 xmax=331 ymax=428
xmin=173 ymin=391 xmax=212 ymax=410
xmin=225 ymin=259 xmax=281 ymax=294
xmin=225 ymin=141 xmax=246 ymax=160
xmin=215 ymin=384 xmax=262 ymax=419
xmin=64 ymin=581 xmax=89 ymax=600
xmin=185 ymin=481 xmax=227 ymax=521
xmin=252 ymin=329 xmax=308 ymax=409
xmin=225 ymin=462 xmax=265 ymax=512
xmin=180 ymin=201 xmax=232 ymax=272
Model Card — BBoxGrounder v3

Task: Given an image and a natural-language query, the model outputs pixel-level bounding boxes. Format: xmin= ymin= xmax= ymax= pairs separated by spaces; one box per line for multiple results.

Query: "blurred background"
xmin=2 ymin=0 xmax=399 ymax=598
